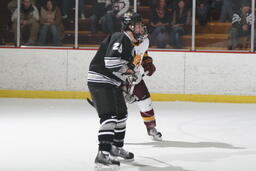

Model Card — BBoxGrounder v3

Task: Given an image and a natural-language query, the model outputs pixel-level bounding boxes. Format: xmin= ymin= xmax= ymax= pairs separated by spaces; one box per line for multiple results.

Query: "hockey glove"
xmin=121 ymin=83 xmax=138 ymax=104
xmin=122 ymin=70 xmax=142 ymax=86
xmin=141 ymin=56 xmax=156 ymax=76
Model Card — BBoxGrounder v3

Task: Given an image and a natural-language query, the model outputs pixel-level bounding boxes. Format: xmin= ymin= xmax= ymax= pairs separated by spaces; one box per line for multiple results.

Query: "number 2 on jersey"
xmin=112 ymin=43 xmax=123 ymax=53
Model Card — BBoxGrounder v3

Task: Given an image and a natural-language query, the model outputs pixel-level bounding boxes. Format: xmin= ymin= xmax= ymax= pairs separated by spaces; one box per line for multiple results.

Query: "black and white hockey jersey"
xmin=87 ymin=32 xmax=135 ymax=87
xmin=106 ymin=0 xmax=130 ymax=18
xmin=232 ymin=11 xmax=252 ymax=30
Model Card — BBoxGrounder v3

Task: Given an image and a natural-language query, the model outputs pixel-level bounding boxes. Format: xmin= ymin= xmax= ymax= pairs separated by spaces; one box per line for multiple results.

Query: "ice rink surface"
xmin=0 ymin=98 xmax=256 ymax=171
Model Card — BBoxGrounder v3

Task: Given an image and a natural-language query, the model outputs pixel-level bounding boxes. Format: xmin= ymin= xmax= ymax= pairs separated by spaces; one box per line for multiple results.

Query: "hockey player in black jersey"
xmin=87 ymin=12 xmax=145 ymax=168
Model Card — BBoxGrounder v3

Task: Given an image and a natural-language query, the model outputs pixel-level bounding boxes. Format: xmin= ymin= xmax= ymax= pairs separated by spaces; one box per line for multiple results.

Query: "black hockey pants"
xmin=88 ymin=83 xmax=128 ymax=152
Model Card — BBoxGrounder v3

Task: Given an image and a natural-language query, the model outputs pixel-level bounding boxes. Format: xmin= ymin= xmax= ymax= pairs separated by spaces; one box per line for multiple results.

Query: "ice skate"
xmin=147 ymin=127 xmax=162 ymax=141
xmin=94 ymin=151 xmax=120 ymax=170
xmin=110 ymin=145 xmax=134 ymax=161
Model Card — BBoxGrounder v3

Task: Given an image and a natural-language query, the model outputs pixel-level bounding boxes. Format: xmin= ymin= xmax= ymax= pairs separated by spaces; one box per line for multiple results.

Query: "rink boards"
xmin=1 ymin=48 xmax=256 ymax=103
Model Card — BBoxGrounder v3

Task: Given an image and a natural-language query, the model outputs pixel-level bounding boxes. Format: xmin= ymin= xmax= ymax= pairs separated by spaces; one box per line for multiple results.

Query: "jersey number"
xmin=113 ymin=43 xmax=123 ymax=53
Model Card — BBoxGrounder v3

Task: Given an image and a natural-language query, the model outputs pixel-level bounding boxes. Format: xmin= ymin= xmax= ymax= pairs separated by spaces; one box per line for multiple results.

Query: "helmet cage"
xmin=121 ymin=12 xmax=146 ymax=42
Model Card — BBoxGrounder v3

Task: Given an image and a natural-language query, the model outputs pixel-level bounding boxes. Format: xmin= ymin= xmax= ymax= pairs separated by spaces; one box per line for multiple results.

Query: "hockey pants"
xmin=88 ymin=83 xmax=128 ymax=152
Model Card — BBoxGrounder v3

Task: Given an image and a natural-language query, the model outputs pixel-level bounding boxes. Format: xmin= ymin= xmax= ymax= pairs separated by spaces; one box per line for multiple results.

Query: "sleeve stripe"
xmin=104 ymin=57 xmax=127 ymax=69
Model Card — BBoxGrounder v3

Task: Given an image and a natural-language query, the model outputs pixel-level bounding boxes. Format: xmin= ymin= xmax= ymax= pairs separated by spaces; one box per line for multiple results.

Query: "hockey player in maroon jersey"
xmin=126 ymin=24 xmax=162 ymax=141
xmin=134 ymin=52 xmax=162 ymax=141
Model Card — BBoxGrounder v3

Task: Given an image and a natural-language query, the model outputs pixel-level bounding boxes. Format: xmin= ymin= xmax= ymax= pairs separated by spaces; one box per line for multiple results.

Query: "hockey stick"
xmin=86 ymin=97 xmax=94 ymax=107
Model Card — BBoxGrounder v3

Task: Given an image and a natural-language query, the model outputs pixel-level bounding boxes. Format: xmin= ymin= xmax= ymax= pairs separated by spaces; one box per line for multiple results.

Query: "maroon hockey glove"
xmin=141 ymin=56 xmax=156 ymax=76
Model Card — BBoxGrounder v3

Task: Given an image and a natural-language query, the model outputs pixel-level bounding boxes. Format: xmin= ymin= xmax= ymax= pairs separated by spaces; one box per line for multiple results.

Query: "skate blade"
xmin=94 ymin=163 xmax=119 ymax=171
xmin=111 ymin=156 xmax=134 ymax=162
xmin=151 ymin=136 xmax=163 ymax=141
xmin=120 ymin=158 xmax=135 ymax=163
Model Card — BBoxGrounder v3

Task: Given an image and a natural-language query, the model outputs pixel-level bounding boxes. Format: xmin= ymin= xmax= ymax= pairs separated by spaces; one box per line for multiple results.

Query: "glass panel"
xmin=251 ymin=0 xmax=255 ymax=52
xmin=78 ymin=0 xmax=132 ymax=47
xmin=78 ymin=0 xmax=102 ymax=47
xmin=139 ymin=0 xmax=192 ymax=49
xmin=195 ymin=0 xmax=252 ymax=51
xmin=176 ymin=0 xmax=192 ymax=50
xmin=39 ymin=0 xmax=74 ymax=47
xmin=10 ymin=0 xmax=73 ymax=47
xmin=0 ymin=0 xmax=16 ymax=46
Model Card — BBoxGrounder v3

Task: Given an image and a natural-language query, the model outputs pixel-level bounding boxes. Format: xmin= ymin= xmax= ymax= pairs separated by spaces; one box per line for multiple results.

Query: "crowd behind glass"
xmin=0 ymin=0 xmax=255 ymax=51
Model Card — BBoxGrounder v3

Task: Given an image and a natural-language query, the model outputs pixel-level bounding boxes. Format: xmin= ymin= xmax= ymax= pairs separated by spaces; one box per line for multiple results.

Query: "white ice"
xmin=0 ymin=98 xmax=256 ymax=171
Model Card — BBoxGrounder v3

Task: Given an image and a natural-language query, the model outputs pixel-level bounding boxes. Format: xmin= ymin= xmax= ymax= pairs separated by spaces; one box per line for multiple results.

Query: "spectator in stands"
xmin=35 ymin=0 xmax=61 ymax=11
xmin=149 ymin=0 xmax=171 ymax=48
xmin=38 ymin=0 xmax=62 ymax=46
xmin=11 ymin=0 xmax=40 ymax=45
xmin=170 ymin=0 xmax=191 ymax=49
xmin=8 ymin=0 xmax=37 ymax=13
xmin=101 ymin=0 xmax=130 ymax=34
xmin=197 ymin=0 xmax=210 ymax=26
xmin=228 ymin=3 xmax=252 ymax=50
xmin=61 ymin=0 xmax=86 ymax=20
xmin=90 ymin=0 xmax=108 ymax=33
